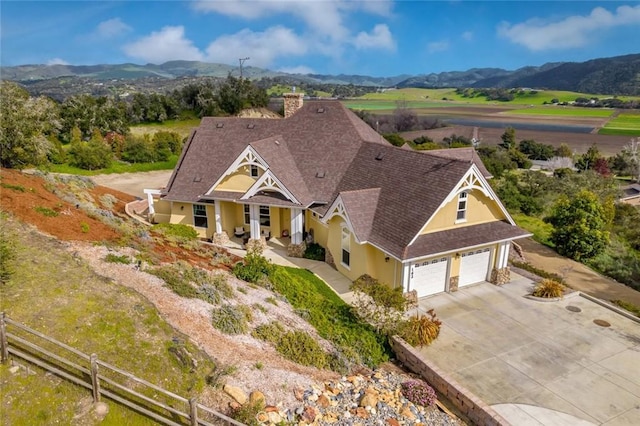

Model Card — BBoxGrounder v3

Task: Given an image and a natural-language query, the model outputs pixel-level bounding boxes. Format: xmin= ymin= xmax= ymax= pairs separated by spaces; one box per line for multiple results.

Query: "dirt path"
xmin=519 ymin=238 xmax=640 ymax=307
xmin=91 ymin=170 xmax=173 ymax=198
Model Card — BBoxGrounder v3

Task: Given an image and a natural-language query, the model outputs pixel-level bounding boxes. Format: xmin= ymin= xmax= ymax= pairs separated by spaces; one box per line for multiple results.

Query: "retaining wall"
xmin=390 ymin=336 xmax=509 ymax=426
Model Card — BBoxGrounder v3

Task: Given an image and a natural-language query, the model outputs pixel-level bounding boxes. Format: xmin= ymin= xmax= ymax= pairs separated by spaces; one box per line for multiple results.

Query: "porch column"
xmin=143 ymin=189 xmax=160 ymax=215
xmin=214 ymin=200 xmax=222 ymax=234
xmin=401 ymin=262 xmax=412 ymax=292
xmin=497 ymin=241 xmax=510 ymax=269
xmin=290 ymin=208 xmax=303 ymax=244
xmin=249 ymin=204 xmax=260 ymax=239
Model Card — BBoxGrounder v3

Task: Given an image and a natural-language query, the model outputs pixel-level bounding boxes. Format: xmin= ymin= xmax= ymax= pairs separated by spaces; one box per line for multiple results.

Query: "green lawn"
xmin=599 ymin=113 xmax=640 ymax=136
xmin=129 ymin=118 xmax=201 ymax=139
xmin=508 ymin=107 xmax=614 ymax=117
xmin=46 ymin=156 xmax=179 ymax=175
xmin=0 ymin=217 xmax=216 ymax=425
xmin=512 ymin=213 xmax=554 ymax=247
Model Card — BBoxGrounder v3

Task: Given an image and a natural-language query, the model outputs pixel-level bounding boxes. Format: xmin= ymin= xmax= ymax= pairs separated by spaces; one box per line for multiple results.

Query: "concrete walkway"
xmin=416 ymin=276 xmax=640 ymax=425
xmin=227 ymin=238 xmax=356 ymax=303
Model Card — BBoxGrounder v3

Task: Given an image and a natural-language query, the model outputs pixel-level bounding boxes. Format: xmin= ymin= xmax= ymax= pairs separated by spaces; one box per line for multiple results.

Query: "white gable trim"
xmin=240 ymin=170 xmax=300 ymax=204
xmin=321 ymin=195 xmax=359 ymax=242
xmin=206 ymin=146 xmax=269 ymax=195
xmin=408 ymin=164 xmax=516 ymax=246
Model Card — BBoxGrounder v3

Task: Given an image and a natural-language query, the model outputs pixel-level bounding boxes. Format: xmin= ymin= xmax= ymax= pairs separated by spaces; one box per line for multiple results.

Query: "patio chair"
xmin=234 ymin=227 xmax=245 ymax=238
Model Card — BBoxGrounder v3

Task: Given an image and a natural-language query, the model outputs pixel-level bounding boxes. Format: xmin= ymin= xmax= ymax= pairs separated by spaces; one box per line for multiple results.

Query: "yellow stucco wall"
xmin=168 ymin=202 xmax=211 ymax=238
xmin=152 ymin=199 xmax=171 ymax=223
xmin=216 ymin=171 xmax=255 ymax=192
xmin=421 ymin=188 xmax=507 ymax=234
xmin=326 ymin=217 xmax=397 ymax=286
xmin=307 ymin=212 xmax=328 ymax=247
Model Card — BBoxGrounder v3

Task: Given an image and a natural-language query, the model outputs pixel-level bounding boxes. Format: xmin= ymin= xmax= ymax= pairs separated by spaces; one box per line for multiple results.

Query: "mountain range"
xmin=2 ymin=54 xmax=639 ymax=95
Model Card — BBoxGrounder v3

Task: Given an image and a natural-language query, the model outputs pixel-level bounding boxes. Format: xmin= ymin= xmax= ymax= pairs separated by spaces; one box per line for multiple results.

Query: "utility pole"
xmin=239 ymin=57 xmax=250 ymax=79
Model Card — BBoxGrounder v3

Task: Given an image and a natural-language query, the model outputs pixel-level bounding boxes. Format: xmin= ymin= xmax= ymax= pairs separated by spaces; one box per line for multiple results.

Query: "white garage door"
xmin=459 ymin=248 xmax=491 ymax=287
xmin=410 ymin=257 xmax=448 ymax=297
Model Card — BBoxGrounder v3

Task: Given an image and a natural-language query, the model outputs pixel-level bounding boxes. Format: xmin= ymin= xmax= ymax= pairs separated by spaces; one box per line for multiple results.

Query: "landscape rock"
xmin=250 ymin=390 xmax=266 ymax=406
xmin=223 ymin=384 xmax=247 ymax=405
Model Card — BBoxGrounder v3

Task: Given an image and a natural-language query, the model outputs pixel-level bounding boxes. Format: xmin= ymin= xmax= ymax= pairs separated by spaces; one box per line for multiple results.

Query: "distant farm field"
xmin=508 ymin=107 xmax=614 ymax=118
xmin=599 ymin=112 xmax=640 ymax=136
xmin=351 ymin=88 xmax=640 ymax=106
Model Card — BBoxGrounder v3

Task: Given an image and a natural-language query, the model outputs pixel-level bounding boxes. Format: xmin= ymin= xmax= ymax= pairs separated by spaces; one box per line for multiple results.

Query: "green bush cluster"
xmin=211 ymin=304 xmax=249 ymax=335
xmin=352 ymin=274 xmax=407 ymax=311
xmin=149 ymin=262 xmax=233 ymax=301
xmin=104 ymin=253 xmax=132 ymax=264
xmin=511 ymin=260 xmax=565 ymax=283
xmin=303 ymin=242 xmax=326 ymax=261
xmin=34 ymin=206 xmax=59 ymax=217
xmin=232 ymin=253 xmax=273 ymax=284
xmin=151 ymin=223 xmax=198 ymax=240
xmin=252 ymin=321 xmax=329 ymax=369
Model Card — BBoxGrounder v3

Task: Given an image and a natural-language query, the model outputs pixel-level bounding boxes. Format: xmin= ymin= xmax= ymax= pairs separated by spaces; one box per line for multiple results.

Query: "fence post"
xmin=90 ymin=353 xmax=101 ymax=403
xmin=0 ymin=312 xmax=8 ymax=364
xmin=189 ymin=397 xmax=198 ymax=426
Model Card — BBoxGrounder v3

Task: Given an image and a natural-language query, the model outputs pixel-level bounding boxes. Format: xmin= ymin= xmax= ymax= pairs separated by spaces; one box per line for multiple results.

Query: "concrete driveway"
xmin=415 ymin=275 xmax=640 ymax=425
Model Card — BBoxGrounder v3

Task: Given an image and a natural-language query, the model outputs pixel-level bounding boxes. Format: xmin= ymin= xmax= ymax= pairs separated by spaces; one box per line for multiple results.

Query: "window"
xmin=456 ymin=191 xmax=468 ymax=221
xmin=341 ymin=227 xmax=350 ymax=267
xmin=193 ymin=204 xmax=208 ymax=228
xmin=250 ymin=165 xmax=259 ymax=177
xmin=244 ymin=204 xmax=270 ymax=226
xmin=259 ymin=205 xmax=270 ymax=226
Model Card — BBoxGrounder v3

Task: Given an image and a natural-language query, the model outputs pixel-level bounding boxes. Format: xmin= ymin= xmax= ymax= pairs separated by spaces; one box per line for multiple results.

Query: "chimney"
xmin=283 ymin=92 xmax=304 ymax=118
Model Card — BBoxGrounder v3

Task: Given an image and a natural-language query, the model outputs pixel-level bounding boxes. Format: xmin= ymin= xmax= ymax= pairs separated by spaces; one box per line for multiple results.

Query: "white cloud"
xmin=192 ymin=0 xmax=393 ymax=41
xmin=427 ymin=40 xmax=449 ymax=53
xmin=277 ymin=65 xmax=315 ymax=75
xmin=123 ymin=26 xmax=204 ymax=63
xmin=461 ymin=31 xmax=473 ymax=41
xmin=205 ymin=26 xmax=307 ymax=68
xmin=47 ymin=58 xmax=69 ymax=65
xmin=353 ymin=24 xmax=395 ymax=50
xmin=498 ymin=5 xmax=640 ymax=51
xmin=96 ymin=18 xmax=131 ymax=39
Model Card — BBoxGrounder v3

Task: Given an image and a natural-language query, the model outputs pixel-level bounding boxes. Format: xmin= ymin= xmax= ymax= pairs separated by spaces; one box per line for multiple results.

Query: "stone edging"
xmin=390 ymin=336 xmax=509 ymax=426
xmin=578 ymin=293 xmax=640 ymax=324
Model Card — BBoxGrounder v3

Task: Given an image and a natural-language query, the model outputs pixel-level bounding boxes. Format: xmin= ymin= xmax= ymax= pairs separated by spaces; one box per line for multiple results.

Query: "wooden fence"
xmin=0 ymin=312 xmax=245 ymax=426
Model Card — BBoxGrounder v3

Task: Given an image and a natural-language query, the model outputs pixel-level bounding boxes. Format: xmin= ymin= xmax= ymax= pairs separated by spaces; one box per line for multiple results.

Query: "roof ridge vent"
xmin=247 ymin=124 xmax=255 ymax=129
xmin=315 ymin=171 xmax=326 ymax=178
xmin=375 ymin=152 xmax=385 ymax=161
xmin=316 ymin=107 xmax=325 ymax=113
xmin=216 ymin=123 xmax=224 ymax=128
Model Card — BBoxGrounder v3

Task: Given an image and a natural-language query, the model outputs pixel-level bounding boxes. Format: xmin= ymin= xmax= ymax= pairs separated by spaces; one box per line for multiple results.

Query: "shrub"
xmin=397 ymin=309 xmax=442 ymax=347
xmin=104 ymin=253 xmax=131 ymax=264
xmin=303 ymin=243 xmax=325 ymax=261
xmin=511 ymin=260 xmax=565 ymax=283
xmin=211 ymin=304 xmax=248 ymax=335
xmin=148 ymin=264 xmax=199 ymax=298
xmin=152 ymin=223 xmax=198 ymax=240
xmin=251 ymin=321 xmax=285 ymax=345
xmin=0 ymin=183 xmax=26 ymax=192
xmin=80 ymin=222 xmax=90 ymax=233
xmin=532 ymin=278 xmax=565 ymax=298
xmin=401 ymin=380 xmax=437 ymax=407
xmin=275 ymin=331 xmax=329 ymax=369
xmin=228 ymin=400 xmax=265 ymax=426
xmin=351 ymin=275 xmax=407 ymax=335
xmin=233 ymin=253 xmax=273 ymax=284
xmin=34 ymin=206 xmax=58 ymax=217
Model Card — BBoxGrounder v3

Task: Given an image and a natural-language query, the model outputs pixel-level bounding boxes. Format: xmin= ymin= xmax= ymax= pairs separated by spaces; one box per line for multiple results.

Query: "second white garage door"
xmin=459 ymin=247 xmax=491 ymax=287
xmin=411 ymin=257 xmax=448 ymax=297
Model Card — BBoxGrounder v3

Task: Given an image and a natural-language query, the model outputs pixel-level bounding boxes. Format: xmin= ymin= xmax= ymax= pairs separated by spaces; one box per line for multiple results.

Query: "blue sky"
xmin=2 ymin=1 xmax=639 ymax=76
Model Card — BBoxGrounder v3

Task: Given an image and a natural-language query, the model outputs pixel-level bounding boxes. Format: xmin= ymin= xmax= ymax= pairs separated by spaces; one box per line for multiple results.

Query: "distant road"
xmin=92 ymin=170 xmax=172 ymax=199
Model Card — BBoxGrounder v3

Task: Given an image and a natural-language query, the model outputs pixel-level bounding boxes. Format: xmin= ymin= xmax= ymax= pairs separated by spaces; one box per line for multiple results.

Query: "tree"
xmin=68 ymin=129 xmax=112 ymax=170
xmin=393 ymin=100 xmax=418 ymax=132
xmin=545 ymin=190 xmax=610 ymax=261
xmin=622 ymin=138 xmax=640 ymax=182
xmin=382 ymin=133 xmax=407 ymax=147
xmin=555 ymin=143 xmax=573 ymax=158
xmin=499 ymin=127 xmax=516 ymax=150
xmin=0 ymin=81 xmax=60 ymax=168
xmin=575 ymin=143 xmax=601 ymax=171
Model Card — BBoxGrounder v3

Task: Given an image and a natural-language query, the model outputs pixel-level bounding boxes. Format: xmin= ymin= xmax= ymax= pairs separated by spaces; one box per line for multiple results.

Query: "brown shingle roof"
xmin=163 ymin=100 xmax=523 ymax=260
xmin=404 ymin=221 xmax=531 ymax=260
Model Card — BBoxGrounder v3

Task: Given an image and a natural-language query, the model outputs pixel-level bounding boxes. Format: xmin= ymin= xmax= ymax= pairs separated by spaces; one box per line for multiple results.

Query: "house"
xmin=620 ymin=183 xmax=640 ymax=205
xmin=146 ymin=94 xmax=531 ymax=297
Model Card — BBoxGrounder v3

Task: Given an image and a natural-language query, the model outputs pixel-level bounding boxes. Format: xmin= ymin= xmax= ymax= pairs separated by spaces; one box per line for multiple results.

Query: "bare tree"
xmin=623 ymin=138 xmax=640 ymax=182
